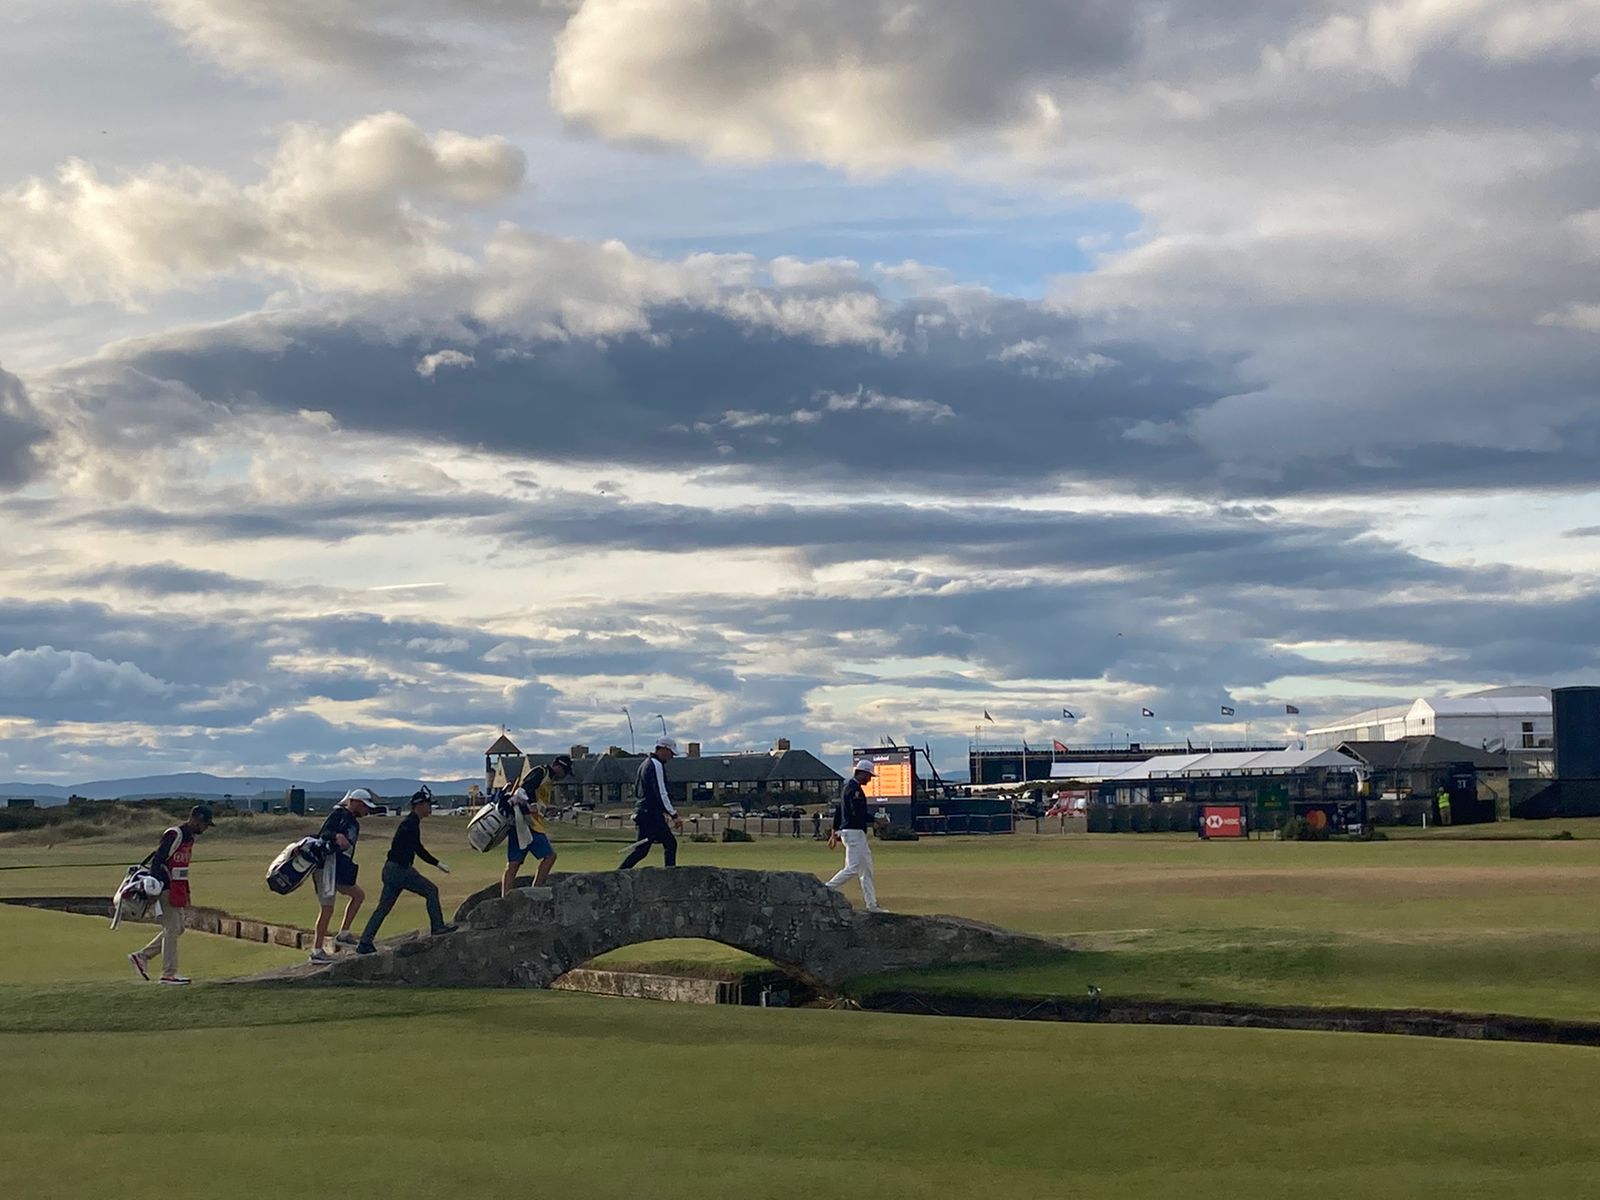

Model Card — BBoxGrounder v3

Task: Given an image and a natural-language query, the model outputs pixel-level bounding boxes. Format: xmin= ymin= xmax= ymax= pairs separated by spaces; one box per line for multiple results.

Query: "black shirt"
xmin=385 ymin=812 xmax=439 ymax=870
xmin=833 ymin=778 xmax=872 ymax=832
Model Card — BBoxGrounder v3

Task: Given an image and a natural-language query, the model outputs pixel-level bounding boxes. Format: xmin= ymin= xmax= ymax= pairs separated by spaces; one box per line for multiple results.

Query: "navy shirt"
xmin=832 ymin=778 xmax=872 ymax=832
xmin=318 ymin=807 xmax=360 ymax=860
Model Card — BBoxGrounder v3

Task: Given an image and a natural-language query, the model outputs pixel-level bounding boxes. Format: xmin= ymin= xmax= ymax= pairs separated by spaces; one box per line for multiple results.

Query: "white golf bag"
xmin=266 ymin=836 xmax=331 ymax=896
xmin=467 ymin=793 xmax=513 ymax=853
xmin=110 ymin=867 xmax=164 ymax=929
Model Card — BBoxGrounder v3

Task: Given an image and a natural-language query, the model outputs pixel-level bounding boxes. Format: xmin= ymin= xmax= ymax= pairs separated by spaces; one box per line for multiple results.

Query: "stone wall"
xmin=1 ymin=896 xmax=315 ymax=948
xmin=284 ymin=866 xmax=1067 ymax=991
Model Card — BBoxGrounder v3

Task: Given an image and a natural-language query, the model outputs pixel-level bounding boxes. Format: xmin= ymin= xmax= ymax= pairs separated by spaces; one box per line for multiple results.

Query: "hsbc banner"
xmin=1201 ymin=806 xmax=1246 ymax=839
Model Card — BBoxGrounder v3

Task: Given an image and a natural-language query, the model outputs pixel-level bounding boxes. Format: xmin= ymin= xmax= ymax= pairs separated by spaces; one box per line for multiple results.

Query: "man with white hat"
xmin=620 ymin=737 xmax=684 ymax=869
xmin=308 ymin=787 xmax=377 ymax=962
xmin=826 ymin=759 xmax=884 ymax=913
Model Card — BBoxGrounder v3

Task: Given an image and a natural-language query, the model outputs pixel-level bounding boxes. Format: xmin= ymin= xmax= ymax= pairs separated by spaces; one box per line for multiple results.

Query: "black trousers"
xmin=619 ymin=816 xmax=677 ymax=869
xmin=359 ymin=861 xmax=444 ymax=945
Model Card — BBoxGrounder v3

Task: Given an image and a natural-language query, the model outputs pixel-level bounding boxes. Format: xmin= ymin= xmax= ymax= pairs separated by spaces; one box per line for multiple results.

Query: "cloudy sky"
xmin=2 ymin=0 xmax=1598 ymax=784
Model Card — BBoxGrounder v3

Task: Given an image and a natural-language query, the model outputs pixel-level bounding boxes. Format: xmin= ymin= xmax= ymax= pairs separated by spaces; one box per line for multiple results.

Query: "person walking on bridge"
xmin=620 ymin=737 xmax=682 ymax=869
xmin=127 ymin=804 xmax=213 ymax=985
xmin=356 ymin=788 xmax=454 ymax=954
xmin=309 ymin=788 xmax=376 ymax=963
xmin=502 ymin=755 xmax=571 ymax=895
xmin=826 ymin=760 xmax=883 ymax=913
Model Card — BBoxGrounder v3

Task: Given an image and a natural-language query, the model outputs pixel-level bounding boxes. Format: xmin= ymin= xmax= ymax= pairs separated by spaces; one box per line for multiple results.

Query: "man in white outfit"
xmin=826 ymin=759 xmax=884 ymax=913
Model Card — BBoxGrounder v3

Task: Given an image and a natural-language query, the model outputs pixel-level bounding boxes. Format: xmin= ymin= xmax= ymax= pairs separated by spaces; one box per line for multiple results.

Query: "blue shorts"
xmin=507 ymin=829 xmax=554 ymax=863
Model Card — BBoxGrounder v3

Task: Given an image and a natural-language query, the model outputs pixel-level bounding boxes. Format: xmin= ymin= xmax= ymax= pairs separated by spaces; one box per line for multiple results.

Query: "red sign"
xmin=1201 ymin=806 xmax=1245 ymax=839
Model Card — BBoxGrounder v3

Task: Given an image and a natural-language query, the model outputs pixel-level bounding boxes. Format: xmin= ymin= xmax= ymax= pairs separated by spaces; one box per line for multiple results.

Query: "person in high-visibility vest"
xmin=127 ymin=804 xmax=213 ymax=985
xmin=1436 ymin=788 xmax=1452 ymax=827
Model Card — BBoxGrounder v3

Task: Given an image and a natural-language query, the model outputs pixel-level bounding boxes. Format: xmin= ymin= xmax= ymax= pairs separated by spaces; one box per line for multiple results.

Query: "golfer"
xmin=502 ymin=754 xmax=573 ymax=896
xmin=826 ymin=759 xmax=883 ymax=913
xmin=620 ymin=737 xmax=683 ymax=869
xmin=355 ymin=788 xmax=455 ymax=953
xmin=309 ymin=788 xmax=376 ymax=962
xmin=127 ymin=804 xmax=214 ymax=985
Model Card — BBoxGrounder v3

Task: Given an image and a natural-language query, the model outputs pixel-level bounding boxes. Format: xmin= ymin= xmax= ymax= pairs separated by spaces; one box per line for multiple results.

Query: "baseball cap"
xmin=655 ymin=737 xmax=679 ymax=754
xmin=342 ymin=788 xmax=377 ymax=809
xmin=189 ymin=804 xmax=215 ymax=825
xmin=550 ymin=754 xmax=574 ymax=774
xmin=410 ymin=786 xmax=433 ymax=806
xmin=853 ymin=758 xmax=877 ymax=776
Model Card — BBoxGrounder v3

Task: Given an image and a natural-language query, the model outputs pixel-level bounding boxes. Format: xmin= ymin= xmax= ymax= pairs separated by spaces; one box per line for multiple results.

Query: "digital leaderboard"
xmin=853 ymin=747 xmax=918 ymax=807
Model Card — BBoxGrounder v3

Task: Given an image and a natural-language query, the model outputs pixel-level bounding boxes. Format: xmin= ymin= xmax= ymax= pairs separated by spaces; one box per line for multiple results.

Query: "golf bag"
xmin=109 ymin=866 xmax=164 ymax=929
xmin=266 ymin=836 xmax=331 ymax=896
xmin=467 ymin=793 xmax=513 ymax=853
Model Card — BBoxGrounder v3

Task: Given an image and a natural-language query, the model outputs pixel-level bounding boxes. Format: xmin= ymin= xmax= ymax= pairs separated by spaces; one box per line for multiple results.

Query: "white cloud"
xmin=416 ymin=349 xmax=476 ymax=377
xmin=0 ymin=646 xmax=173 ymax=702
xmin=549 ymin=0 xmax=1137 ymax=170
xmin=0 ymin=112 xmax=525 ymax=301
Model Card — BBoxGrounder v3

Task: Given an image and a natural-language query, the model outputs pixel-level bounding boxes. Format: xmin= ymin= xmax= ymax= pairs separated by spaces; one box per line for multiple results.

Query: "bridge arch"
xmin=297 ymin=866 xmax=1065 ymax=991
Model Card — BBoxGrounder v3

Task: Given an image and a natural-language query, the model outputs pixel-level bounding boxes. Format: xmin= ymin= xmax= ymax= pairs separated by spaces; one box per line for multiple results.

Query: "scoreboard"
xmin=853 ymin=747 xmax=916 ymax=802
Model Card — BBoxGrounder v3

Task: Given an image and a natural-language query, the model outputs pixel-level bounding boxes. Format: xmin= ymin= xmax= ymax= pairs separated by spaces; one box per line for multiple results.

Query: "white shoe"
xmin=333 ymin=932 xmax=358 ymax=946
xmin=158 ymin=975 xmax=191 ymax=986
xmin=866 ymin=906 xmax=886 ymax=914
xmin=308 ymin=948 xmax=334 ymax=964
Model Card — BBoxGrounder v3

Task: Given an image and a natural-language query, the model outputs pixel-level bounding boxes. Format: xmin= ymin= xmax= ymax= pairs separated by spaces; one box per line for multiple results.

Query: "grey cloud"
xmin=56 ymin=289 xmax=1600 ymax=498
xmin=1565 ymin=526 xmax=1600 ymax=539
xmin=69 ymin=562 xmax=267 ymax=595
xmin=0 ymin=366 xmax=50 ymax=490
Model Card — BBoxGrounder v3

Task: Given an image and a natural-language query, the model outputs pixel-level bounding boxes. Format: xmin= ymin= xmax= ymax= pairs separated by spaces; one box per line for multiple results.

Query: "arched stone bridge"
xmin=290 ymin=867 xmax=1066 ymax=991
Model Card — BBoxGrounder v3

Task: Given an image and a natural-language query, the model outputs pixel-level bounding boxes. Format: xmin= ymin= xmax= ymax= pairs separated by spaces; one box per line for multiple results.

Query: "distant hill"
xmin=0 ymin=772 xmax=480 ymax=806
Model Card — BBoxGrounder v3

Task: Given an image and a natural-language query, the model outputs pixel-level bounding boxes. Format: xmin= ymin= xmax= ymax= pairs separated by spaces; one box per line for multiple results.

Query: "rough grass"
xmin=5 ymin=984 xmax=1600 ymax=1200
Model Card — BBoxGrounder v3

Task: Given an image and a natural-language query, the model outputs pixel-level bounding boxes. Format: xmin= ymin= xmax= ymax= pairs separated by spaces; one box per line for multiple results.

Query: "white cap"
xmin=341 ymin=788 xmax=377 ymax=808
xmin=853 ymin=758 xmax=876 ymax=776
xmin=655 ymin=736 xmax=678 ymax=753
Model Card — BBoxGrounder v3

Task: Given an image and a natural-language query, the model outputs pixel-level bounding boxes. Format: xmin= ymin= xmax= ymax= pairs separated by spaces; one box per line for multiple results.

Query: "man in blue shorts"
xmin=501 ymin=754 xmax=572 ymax=896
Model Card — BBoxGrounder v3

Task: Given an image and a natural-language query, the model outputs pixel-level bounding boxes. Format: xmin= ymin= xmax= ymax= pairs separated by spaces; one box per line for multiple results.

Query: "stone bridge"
xmin=286 ymin=866 xmax=1066 ymax=991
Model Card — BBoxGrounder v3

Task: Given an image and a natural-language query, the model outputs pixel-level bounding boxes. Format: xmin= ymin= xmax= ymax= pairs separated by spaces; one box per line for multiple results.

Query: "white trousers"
xmin=826 ymin=829 xmax=877 ymax=909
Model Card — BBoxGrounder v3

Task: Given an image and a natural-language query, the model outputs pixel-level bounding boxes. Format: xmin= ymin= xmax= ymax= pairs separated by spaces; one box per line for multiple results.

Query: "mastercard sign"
xmin=1201 ymin=806 xmax=1245 ymax=839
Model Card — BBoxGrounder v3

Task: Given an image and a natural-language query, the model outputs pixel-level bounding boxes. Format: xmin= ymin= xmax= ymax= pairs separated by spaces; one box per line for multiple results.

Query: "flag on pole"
xmin=983 ymin=710 xmax=995 ymax=723
xmin=1141 ymin=707 xmax=1155 ymax=718
xmin=1220 ymin=705 xmax=1235 ymax=717
xmin=1285 ymin=704 xmax=1300 ymax=715
xmin=1022 ymin=739 xmax=1031 ymax=752
xmin=1062 ymin=708 xmax=1076 ymax=720
xmin=1052 ymin=739 xmax=1069 ymax=753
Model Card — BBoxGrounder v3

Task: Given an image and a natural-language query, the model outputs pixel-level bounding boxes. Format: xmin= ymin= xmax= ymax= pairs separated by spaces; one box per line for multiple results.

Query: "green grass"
xmin=10 ymin=820 xmax=1600 ymax=1016
xmin=5 ymin=984 xmax=1600 ymax=1200
xmin=0 ymin=904 xmax=303 ymax=985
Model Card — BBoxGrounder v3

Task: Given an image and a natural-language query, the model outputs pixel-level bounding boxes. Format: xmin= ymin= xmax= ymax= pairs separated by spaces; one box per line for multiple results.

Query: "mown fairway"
xmin=6 ymin=820 xmax=1600 ymax=1016
xmin=6 ymin=824 xmax=1600 ymax=1198
xmin=5 ymin=983 xmax=1600 ymax=1200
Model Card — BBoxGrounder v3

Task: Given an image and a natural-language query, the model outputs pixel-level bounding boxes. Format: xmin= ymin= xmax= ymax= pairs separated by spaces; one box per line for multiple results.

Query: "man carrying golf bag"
xmin=127 ymin=805 xmax=214 ymax=985
xmin=356 ymin=788 xmax=455 ymax=954
xmin=620 ymin=737 xmax=683 ymax=869
xmin=501 ymin=755 xmax=572 ymax=896
xmin=309 ymin=788 xmax=376 ymax=963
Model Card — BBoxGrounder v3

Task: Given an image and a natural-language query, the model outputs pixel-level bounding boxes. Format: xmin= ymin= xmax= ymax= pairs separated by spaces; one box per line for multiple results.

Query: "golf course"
xmin=5 ymin=817 xmax=1600 ymax=1197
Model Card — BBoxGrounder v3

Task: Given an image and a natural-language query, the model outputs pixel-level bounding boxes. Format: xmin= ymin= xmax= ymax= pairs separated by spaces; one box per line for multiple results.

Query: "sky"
xmin=1 ymin=0 xmax=1598 ymax=784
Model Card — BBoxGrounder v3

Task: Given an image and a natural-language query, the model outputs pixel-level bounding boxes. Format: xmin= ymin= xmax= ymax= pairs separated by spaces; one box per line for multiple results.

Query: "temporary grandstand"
xmin=1052 ymin=748 xmax=1360 ymax=806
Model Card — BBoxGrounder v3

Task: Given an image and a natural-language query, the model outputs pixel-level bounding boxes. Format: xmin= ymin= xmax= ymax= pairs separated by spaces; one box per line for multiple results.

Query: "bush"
xmin=689 ymin=832 xmax=715 ymax=843
xmin=876 ymin=824 xmax=919 ymax=841
xmin=1086 ymin=806 xmax=1114 ymax=833
xmin=1279 ymin=816 xmax=1331 ymax=842
xmin=721 ymin=826 xmax=753 ymax=843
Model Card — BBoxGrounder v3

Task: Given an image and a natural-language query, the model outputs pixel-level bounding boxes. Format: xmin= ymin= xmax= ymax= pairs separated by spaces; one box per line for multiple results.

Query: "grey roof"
xmin=1338 ymin=736 xmax=1505 ymax=771
xmin=763 ymin=748 xmax=844 ymax=785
